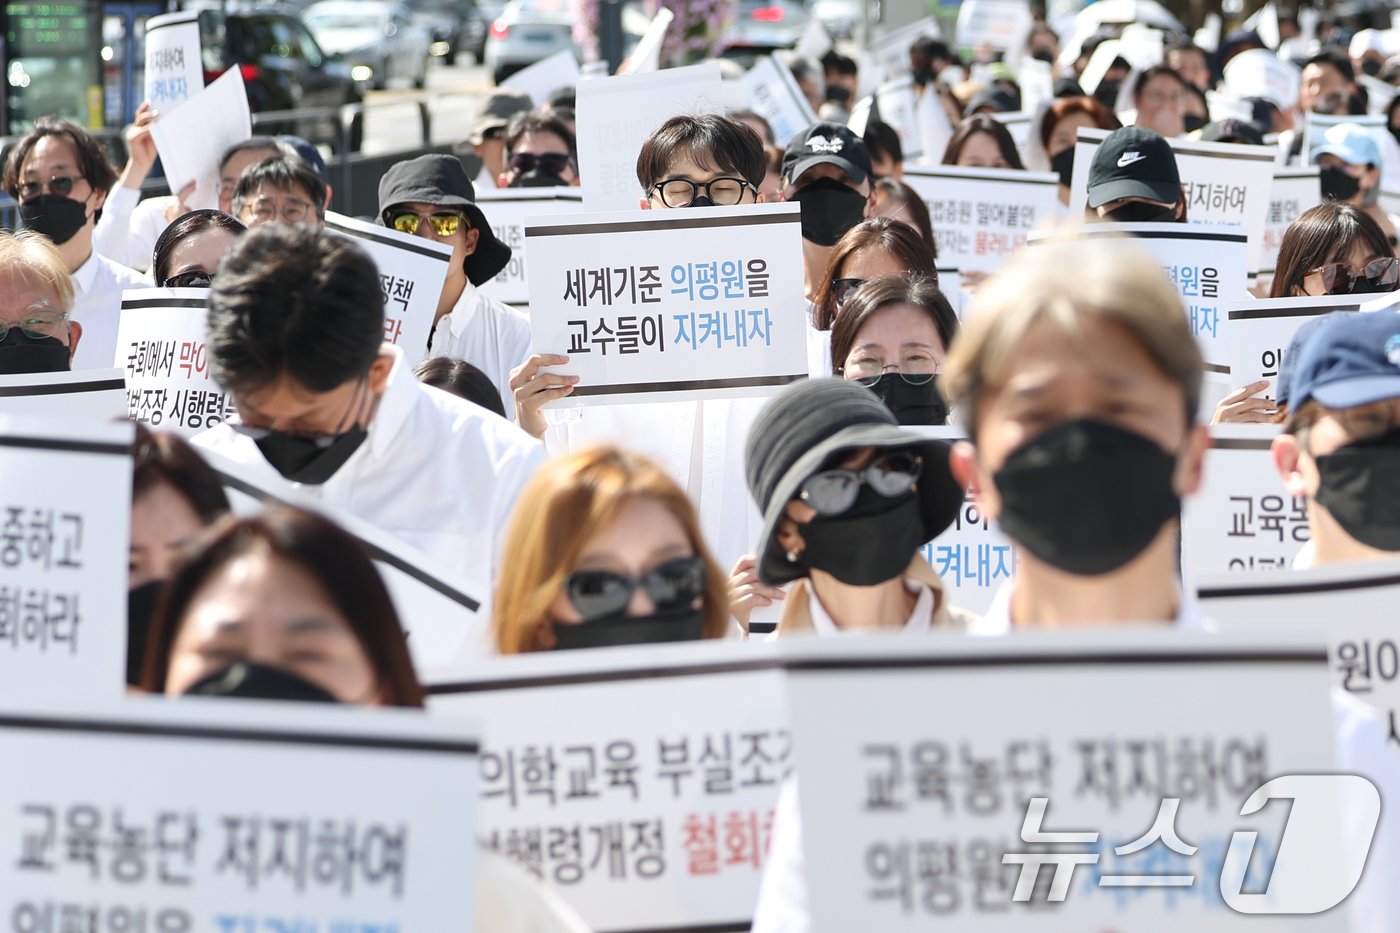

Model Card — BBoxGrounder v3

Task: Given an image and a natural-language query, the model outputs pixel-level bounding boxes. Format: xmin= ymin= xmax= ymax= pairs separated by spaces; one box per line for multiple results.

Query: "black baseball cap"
xmin=1086 ymin=126 xmax=1181 ymax=209
xmin=782 ymin=122 xmax=872 ymax=186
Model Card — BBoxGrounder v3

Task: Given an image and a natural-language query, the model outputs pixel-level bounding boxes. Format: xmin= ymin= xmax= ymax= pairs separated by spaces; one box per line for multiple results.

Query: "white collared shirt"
xmin=806 ymin=577 xmax=935 ymax=636
xmin=192 ymin=344 xmax=546 ymax=592
xmin=428 ymin=280 xmax=531 ymax=418
xmin=93 ymin=186 xmax=173 ymax=273
xmin=69 ymin=249 xmax=149 ymax=371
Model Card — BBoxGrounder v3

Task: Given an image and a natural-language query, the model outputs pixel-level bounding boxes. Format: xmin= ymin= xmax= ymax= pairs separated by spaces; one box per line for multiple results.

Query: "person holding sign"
xmin=493 ymin=446 xmax=731 ymax=651
xmin=1311 ymin=123 xmax=1399 ymax=245
xmin=781 ymin=122 xmax=875 ymax=301
xmin=192 ymin=224 xmax=545 ymax=589
xmin=1085 ymin=125 xmax=1187 ymax=222
xmin=1131 ymin=65 xmax=1190 ymax=140
xmin=232 ymin=157 xmax=328 ymax=230
xmin=94 ymin=102 xmax=198 ymax=273
xmin=637 ymin=114 xmax=766 ymax=210
xmin=0 ymin=231 xmax=84 ymax=375
xmin=379 ymin=153 xmax=525 ymax=415
xmin=1039 ymin=96 xmax=1121 ymax=207
xmin=150 ymin=209 xmax=246 ymax=288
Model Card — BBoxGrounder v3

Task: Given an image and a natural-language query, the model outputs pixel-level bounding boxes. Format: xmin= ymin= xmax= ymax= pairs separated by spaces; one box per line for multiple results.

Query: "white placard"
xmin=115 ymin=289 xmax=232 ymax=438
xmin=502 ymin=48 xmax=581 ymax=104
xmin=784 ymin=631 xmax=1343 ymax=931
xmin=875 ymin=77 xmax=922 ymax=162
xmin=0 ymin=369 xmax=126 ymax=421
xmin=1199 ymin=558 xmax=1400 ymax=753
xmin=1181 ymin=425 xmax=1308 ymax=584
xmin=1259 ymin=168 xmax=1321 ymax=279
xmin=619 ymin=6 xmax=674 ymax=74
xmin=913 ymin=86 xmax=953 ymax=167
xmin=744 ymin=55 xmax=819 ymax=152
xmin=149 ymin=67 xmax=251 ymax=211
xmin=324 ymin=211 xmax=450 ymax=355
xmin=1068 ymin=127 xmax=1276 ymax=273
xmin=431 ymin=641 xmax=787 ymax=930
xmin=0 ymin=416 xmax=132 ymax=700
xmin=1222 ymin=48 xmax=1300 ymax=112
xmin=198 ymin=448 xmax=490 ymax=685
xmin=1359 ymin=74 xmax=1398 ymax=116
xmin=1224 ymin=294 xmax=1372 ymax=392
xmin=903 ymin=166 xmax=1057 ymax=275
xmin=525 ymin=203 xmax=806 ymax=406
xmin=955 ymin=0 xmax=1033 ymax=52
xmin=1018 ymin=60 xmax=1054 ymax=118
xmin=576 ymin=63 xmax=725 ymax=212
xmin=794 ymin=15 xmax=833 ymax=60
xmin=142 ymin=11 xmax=203 ymax=114
xmin=475 ymin=188 xmax=585 ymax=306
xmin=869 ymin=17 xmax=942 ymax=81
xmin=0 ymin=697 xmax=479 ymax=925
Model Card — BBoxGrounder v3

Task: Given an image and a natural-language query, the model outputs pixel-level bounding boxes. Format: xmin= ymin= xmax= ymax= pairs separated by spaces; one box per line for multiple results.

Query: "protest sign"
xmin=502 ymin=48 xmax=580 ymax=104
xmin=903 ymin=165 xmax=1058 ymax=275
xmin=847 ymin=95 xmax=874 ymax=137
xmin=783 ymin=631 xmax=1345 ymax=931
xmin=875 ymin=77 xmax=923 ymax=162
xmin=115 ymin=289 xmax=232 ymax=438
xmin=1199 ymin=558 xmax=1400 ymax=754
xmin=1221 ymin=47 xmax=1299 ymax=111
xmin=431 ymin=640 xmax=787 ymax=930
xmin=1224 ymin=293 xmax=1374 ymax=393
xmin=1069 ymin=127 xmax=1276 ymax=273
xmin=198 ymin=448 xmax=491 ymax=684
xmin=0 ymin=370 xmax=126 ymax=421
xmin=794 ymin=15 xmax=832 ymax=60
xmin=913 ymin=87 xmax=954 ymax=167
xmin=576 ymin=64 xmax=725 ymax=212
xmin=0 ymin=416 xmax=131 ymax=700
xmin=525 ymin=203 xmax=806 ymax=406
xmin=955 ymin=0 xmax=1033 ymax=52
xmin=744 ymin=54 xmax=819 ymax=152
xmin=0 ymin=696 xmax=480 ymax=926
xmin=619 ymin=6 xmax=674 ymax=74
xmin=1018 ymin=60 xmax=1054 ymax=117
xmin=149 ymin=67 xmax=251 ymax=211
xmin=1258 ymin=168 xmax=1320 ymax=282
xmin=1181 ymin=425 xmax=1309 ymax=584
xmin=868 ymin=17 xmax=942 ymax=83
xmin=325 ymin=210 xmax=451 ymax=354
xmin=475 ymin=187 xmax=585 ymax=307
xmin=142 ymin=11 xmax=202 ymax=113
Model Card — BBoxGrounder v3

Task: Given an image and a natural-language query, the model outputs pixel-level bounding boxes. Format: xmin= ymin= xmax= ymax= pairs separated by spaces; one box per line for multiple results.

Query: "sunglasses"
xmin=509 ymin=152 xmax=572 ymax=177
xmin=798 ymin=450 xmax=923 ymax=517
xmin=386 ymin=210 xmax=468 ymax=237
xmin=564 ymin=555 xmax=706 ymax=622
xmin=162 ymin=270 xmax=214 ymax=289
xmin=1310 ymin=258 xmax=1400 ymax=295
xmin=19 ymin=175 xmax=83 ymax=200
xmin=831 ymin=277 xmax=866 ymax=309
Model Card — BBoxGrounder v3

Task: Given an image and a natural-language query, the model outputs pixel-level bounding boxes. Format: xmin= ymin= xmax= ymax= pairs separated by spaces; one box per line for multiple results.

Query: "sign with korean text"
xmin=1259 ymin=168 xmax=1321 ymax=282
xmin=1225 ymin=294 xmax=1375 ymax=393
xmin=903 ymin=165 xmax=1058 ymax=274
xmin=1068 ymin=127 xmax=1276 ymax=273
xmin=784 ymin=632 xmax=1343 ymax=931
xmin=431 ymin=641 xmax=787 ymax=931
xmin=0 ymin=697 xmax=480 ymax=926
xmin=325 ymin=211 xmax=449 ymax=354
xmin=0 ymin=417 xmax=131 ymax=700
xmin=525 ymin=204 xmax=807 ymax=406
xmin=744 ymin=54 xmax=819 ymax=151
xmin=1199 ymin=559 xmax=1400 ymax=755
xmin=955 ymin=0 xmax=1033 ymax=51
xmin=0 ymin=370 xmax=126 ymax=421
xmin=115 ymin=289 xmax=232 ymax=438
xmin=143 ymin=11 xmax=203 ymax=113
xmin=475 ymin=188 xmax=585 ymax=307
xmin=149 ymin=68 xmax=251 ymax=211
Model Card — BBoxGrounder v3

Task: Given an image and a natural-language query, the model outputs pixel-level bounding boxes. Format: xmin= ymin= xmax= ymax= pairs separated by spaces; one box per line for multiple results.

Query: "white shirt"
xmin=93 ymin=186 xmax=172 ymax=273
xmin=70 ymin=249 xmax=150 ymax=371
xmin=192 ymin=344 xmax=546 ymax=590
xmin=476 ymin=849 xmax=591 ymax=932
xmin=968 ymin=581 xmax=1215 ymax=635
xmin=428 ymin=280 xmax=532 ymax=418
xmin=806 ymin=577 xmax=935 ymax=636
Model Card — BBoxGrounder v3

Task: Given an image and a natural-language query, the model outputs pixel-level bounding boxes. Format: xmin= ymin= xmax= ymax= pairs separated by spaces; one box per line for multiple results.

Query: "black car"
xmin=197 ymin=6 xmax=364 ymax=151
xmin=403 ymin=0 xmax=488 ymax=64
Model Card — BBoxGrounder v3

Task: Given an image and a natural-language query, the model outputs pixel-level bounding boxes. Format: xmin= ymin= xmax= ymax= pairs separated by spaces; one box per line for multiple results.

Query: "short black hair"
xmin=2 ymin=117 xmax=119 ymax=206
xmin=207 ymin=225 xmax=384 ymax=395
xmin=863 ymin=120 xmax=904 ymax=168
xmin=505 ymin=111 xmax=578 ymax=164
xmin=910 ymin=36 xmax=951 ymax=65
xmin=821 ymin=51 xmax=857 ymax=77
xmin=231 ymin=157 xmax=328 ymax=219
xmin=415 ymin=356 xmax=507 ymax=418
xmin=636 ymin=113 xmax=766 ymax=189
xmin=546 ymin=87 xmax=576 ymax=111
xmin=152 ymin=209 xmax=247 ymax=285
xmin=1305 ymin=49 xmax=1356 ymax=85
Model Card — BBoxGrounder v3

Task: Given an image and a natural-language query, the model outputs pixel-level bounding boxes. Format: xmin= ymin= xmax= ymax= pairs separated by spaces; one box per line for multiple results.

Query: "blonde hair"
xmin=0 ymin=230 xmax=74 ymax=312
xmin=492 ymin=446 xmax=731 ymax=653
xmin=941 ymin=237 xmax=1203 ymax=437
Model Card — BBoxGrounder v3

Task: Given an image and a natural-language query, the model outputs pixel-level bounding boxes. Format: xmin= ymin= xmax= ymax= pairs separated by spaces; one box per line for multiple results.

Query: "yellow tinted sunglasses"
xmin=386 ymin=210 xmax=469 ymax=237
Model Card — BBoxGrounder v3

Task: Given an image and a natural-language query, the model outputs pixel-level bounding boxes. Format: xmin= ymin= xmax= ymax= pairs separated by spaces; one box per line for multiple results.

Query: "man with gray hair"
xmin=0 ymin=230 xmax=82 ymax=374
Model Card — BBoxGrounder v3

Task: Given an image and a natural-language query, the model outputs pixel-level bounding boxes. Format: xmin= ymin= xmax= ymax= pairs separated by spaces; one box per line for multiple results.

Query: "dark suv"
xmin=197 ymin=6 xmax=364 ymax=151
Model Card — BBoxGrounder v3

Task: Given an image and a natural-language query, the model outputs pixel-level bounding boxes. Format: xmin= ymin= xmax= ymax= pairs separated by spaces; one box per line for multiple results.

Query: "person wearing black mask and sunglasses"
xmin=780 ymin=122 xmax=876 ymax=301
xmin=497 ymin=112 xmax=581 ymax=188
xmin=1085 ymin=125 xmax=1188 ymax=224
xmin=378 ymin=152 xmax=525 ymax=416
xmin=0 ymin=230 xmax=84 ymax=375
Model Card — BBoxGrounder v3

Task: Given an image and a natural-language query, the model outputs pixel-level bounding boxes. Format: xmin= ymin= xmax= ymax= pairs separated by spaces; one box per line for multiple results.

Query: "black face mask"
xmin=1032 ymin=49 xmax=1055 ymax=64
xmin=684 ymin=195 xmax=715 ymax=208
xmin=184 ymin=660 xmax=339 ymax=703
xmin=1314 ymin=428 xmax=1400 ymax=552
xmin=1320 ymin=165 xmax=1362 ymax=202
xmin=1102 ymin=201 xmax=1177 ymax=224
xmin=1050 ymin=147 xmax=1076 ymax=189
xmin=19 ymin=194 xmax=89 ymax=246
xmin=255 ymin=426 xmax=368 ymax=485
xmin=511 ymin=170 xmax=569 ymax=188
xmin=1363 ymin=59 xmax=1383 ymax=77
xmin=126 ymin=581 xmax=163 ymax=687
xmin=551 ymin=605 xmax=705 ymax=650
xmin=1094 ymin=80 xmax=1121 ymax=111
xmin=993 ymin=419 xmax=1182 ymax=576
xmin=1183 ymin=113 xmax=1209 ymax=134
xmin=0 ymin=329 xmax=71 ymax=374
xmin=912 ymin=65 xmax=933 ymax=87
xmin=800 ymin=489 xmax=925 ymax=586
xmin=791 ymin=178 xmax=867 ymax=247
xmin=862 ymin=374 xmax=949 ymax=426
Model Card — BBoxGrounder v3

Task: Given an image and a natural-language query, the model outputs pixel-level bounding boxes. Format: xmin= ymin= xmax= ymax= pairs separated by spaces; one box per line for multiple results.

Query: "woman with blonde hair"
xmin=493 ymin=446 xmax=731 ymax=652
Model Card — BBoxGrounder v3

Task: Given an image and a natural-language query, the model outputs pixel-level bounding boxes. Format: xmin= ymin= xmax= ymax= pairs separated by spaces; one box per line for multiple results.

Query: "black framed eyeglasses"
xmin=564 ymin=555 xmax=707 ymax=622
xmin=509 ymin=152 xmax=573 ymax=177
xmin=649 ymin=176 xmax=756 ymax=207
xmin=386 ymin=210 xmax=468 ymax=237
xmin=1309 ymin=258 xmax=1400 ymax=295
xmin=0 ymin=311 xmax=69 ymax=341
xmin=162 ymin=270 xmax=214 ymax=289
xmin=798 ymin=450 xmax=923 ymax=516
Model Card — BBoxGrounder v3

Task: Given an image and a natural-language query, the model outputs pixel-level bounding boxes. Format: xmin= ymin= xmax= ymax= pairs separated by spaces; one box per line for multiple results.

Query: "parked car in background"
xmin=196 ymin=5 xmax=364 ymax=151
xmin=720 ymin=0 xmax=810 ymax=66
xmin=482 ymin=0 xmax=576 ymax=85
xmin=304 ymin=0 xmax=433 ymax=89
xmin=404 ymin=0 xmax=488 ymax=64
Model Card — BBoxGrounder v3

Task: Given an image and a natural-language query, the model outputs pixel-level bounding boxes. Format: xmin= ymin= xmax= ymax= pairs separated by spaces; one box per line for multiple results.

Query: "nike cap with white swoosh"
xmin=1086 ymin=126 xmax=1182 ymax=209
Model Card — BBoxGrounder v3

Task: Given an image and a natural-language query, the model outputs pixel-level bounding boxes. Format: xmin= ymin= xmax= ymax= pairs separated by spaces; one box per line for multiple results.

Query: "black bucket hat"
xmin=376 ymin=154 xmax=511 ymax=286
xmin=744 ymin=378 xmax=962 ymax=586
